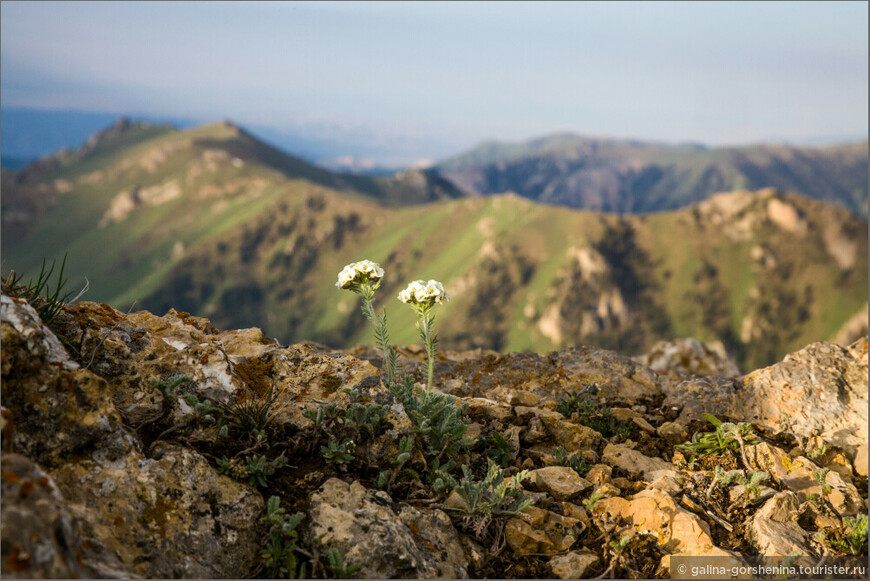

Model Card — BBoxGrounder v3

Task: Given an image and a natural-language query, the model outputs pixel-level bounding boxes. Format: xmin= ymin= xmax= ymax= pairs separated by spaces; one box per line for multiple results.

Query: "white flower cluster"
xmin=336 ymin=260 xmax=384 ymax=289
xmin=398 ymin=279 xmax=449 ymax=305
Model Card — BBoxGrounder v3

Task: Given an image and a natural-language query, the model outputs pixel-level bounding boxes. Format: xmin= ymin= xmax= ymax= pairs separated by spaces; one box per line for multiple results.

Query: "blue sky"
xmin=1 ymin=1 xmax=867 ymax=163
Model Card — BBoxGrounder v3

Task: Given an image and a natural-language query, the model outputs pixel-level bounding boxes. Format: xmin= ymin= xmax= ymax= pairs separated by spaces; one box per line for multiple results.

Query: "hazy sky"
xmin=2 ymin=1 xmax=867 ymax=162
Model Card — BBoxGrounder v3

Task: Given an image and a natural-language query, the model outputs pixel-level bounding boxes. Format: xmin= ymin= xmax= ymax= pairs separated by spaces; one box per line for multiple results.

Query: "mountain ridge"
xmin=437 ymin=133 xmax=869 ymax=217
xmin=2 ymin=120 xmax=866 ymax=370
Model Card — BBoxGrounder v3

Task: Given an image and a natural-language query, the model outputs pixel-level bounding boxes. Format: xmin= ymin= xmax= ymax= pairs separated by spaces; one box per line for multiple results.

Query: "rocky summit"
xmin=1 ymin=290 xmax=867 ymax=578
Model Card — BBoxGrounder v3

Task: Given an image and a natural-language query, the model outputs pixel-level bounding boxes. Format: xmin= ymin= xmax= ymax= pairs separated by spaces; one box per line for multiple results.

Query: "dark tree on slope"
xmin=592 ymin=219 xmax=672 ymax=354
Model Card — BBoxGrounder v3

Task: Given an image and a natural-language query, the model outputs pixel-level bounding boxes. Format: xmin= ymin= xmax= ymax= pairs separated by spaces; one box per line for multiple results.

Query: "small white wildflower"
xmin=399 ymin=280 xmax=448 ymax=305
xmin=336 ymin=260 xmax=384 ymax=289
xmin=398 ymin=280 xmax=427 ymax=303
xmin=418 ymin=280 xmax=448 ymax=304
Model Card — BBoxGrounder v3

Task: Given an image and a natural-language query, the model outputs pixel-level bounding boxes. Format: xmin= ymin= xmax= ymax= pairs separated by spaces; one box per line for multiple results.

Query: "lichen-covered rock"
xmin=2 ymin=299 xmax=135 ymax=469
xmin=552 ymin=347 xmax=662 ymax=405
xmin=51 ymin=444 xmax=264 ymax=578
xmin=308 ymin=478 xmax=467 ymax=579
xmin=1 ymin=453 xmax=109 ymax=579
xmin=1 ymin=294 xmax=79 ymax=372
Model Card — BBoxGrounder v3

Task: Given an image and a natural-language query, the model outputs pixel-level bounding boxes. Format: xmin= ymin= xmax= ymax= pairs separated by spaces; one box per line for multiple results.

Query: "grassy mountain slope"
xmin=437 ymin=134 xmax=869 ymax=217
xmin=2 ymin=122 xmax=866 ymax=370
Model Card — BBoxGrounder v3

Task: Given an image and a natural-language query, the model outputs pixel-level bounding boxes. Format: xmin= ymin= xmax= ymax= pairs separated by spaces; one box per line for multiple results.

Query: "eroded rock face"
xmin=308 ymin=478 xmax=467 ymax=579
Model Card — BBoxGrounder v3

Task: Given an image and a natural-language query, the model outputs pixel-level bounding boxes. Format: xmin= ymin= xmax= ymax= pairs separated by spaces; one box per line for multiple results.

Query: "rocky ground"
xmin=1 ymin=290 xmax=867 ymax=578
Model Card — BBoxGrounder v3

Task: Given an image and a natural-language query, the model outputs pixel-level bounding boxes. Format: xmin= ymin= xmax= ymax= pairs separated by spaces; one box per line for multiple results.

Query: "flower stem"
xmin=359 ymin=283 xmax=395 ymax=385
xmin=416 ymin=305 xmax=437 ymax=393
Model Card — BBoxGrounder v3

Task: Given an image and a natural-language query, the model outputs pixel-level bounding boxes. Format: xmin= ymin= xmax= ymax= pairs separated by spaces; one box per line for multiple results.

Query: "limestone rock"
xmin=593 ymin=488 xmax=714 ymax=553
xmin=610 ymin=407 xmax=656 ymax=433
xmin=309 ymin=478 xmax=467 ymax=579
xmin=749 ymin=492 xmax=815 ymax=557
xmin=504 ymin=507 xmax=581 ymax=555
xmin=585 ymin=464 xmax=612 ymax=485
xmin=746 ymin=442 xmax=864 ymax=517
xmin=530 ymin=466 xmax=592 ymax=501
xmin=549 ymin=550 xmax=600 ymax=579
xmin=657 ymin=421 xmax=689 ymax=446
xmin=854 ymin=443 xmax=868 ymax=477
xmin=602 ymin=443 xmax=678 ymax=482
xmin=662 ymin=376 xmax=741 ymax=427
xmin=737 ymin=339 xmax=868 ymax=453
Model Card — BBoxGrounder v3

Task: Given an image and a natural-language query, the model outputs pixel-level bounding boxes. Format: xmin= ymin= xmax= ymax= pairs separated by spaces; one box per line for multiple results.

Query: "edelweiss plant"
xmin=336 ymin=260 xmax=398 ymax=385
xmin=398 ymin=279 xmax=449 ymax=393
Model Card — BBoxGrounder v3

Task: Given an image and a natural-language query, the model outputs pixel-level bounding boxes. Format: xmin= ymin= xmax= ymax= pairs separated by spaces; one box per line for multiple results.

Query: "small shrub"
xmin=583 ymin=492 xmax=605 ymax=512
xmin=261 ymin=496 xmax=306 ymax=578
xmin=706 ymin=466 xmax=745 ymax=496
xmin=375 ymin=434 xmax=417 ymax=491
xmin=443 ymin=459 xmax=532 ymax=540
xmin=342 ymin=392 xmax=388 ymax=438
xmin=550 ymin=446 xmax=591 ymax=477
xmin=216 ymin=455 xmax=247 ymax=480
xmin=321 ymin=439 xmax=355 ymax=465
xmin=483 ymin=432 xmax=515 ymax=468
xmin=677 ymin=414 xmax=758 ymax=465
xmin=743 ymin=470 xmax=770 ymax=498
xmin=556 ymin=384 xmax=634 ymax=438
xmin=813 ymin=468 xmax=833 ymax=497
xmin=397 ymin=384 xmax=472 ymax=464
xmin=829 ymin=515 xmax=868 ymax=555
xmin=325 ymin=547 xmax=360 ymax=578
xmin=152 ymin=373 xmax=193 ymax=395
xmin=216 ymin=388 xmax=281 ymax=443
xmin=246 ymin=454 xmax=288 ymax=488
